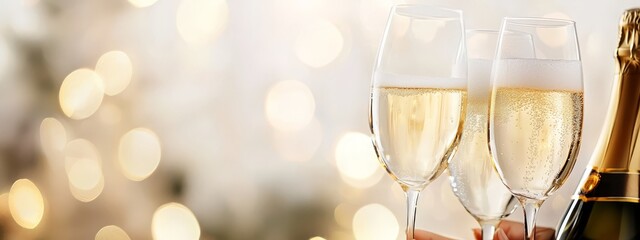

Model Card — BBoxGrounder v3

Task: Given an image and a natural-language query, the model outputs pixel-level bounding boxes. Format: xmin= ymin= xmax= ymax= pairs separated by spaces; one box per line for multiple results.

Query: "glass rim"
xmin=466 ymin=29 xmax=497 ymax=34
xmin=503 ymin=17 xmax=576 ymax=27
xmin=468 ymin=29 xmax=533 ymax=38
xmin=392 ymin=4 xmax=463 ymax=19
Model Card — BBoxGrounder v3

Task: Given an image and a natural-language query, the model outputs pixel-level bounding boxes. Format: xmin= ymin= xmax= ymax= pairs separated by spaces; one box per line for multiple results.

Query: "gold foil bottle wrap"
xmin=618 ymin=9 xmax=640 ymax=60
xmin=579 ymin=8 xmax=640 ymax=203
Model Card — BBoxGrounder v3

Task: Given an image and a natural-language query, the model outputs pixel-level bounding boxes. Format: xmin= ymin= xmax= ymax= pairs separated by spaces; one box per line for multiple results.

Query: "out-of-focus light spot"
xmin=352 ymin=204 xmax=399 ymax=240
xmin=8 ymin=0 xmax=46 ymax=41
xmin=294 ymin=19 xmax=344 ymax=68
xmin=59 ymin=69 xmax=104 ymax=120
xmin=64 ymin=138 xmax=104 ymax=202
xmin=95 ymin=51 xmax=132 ymax=96
xmin=119 ymin=128 xmax=162 ymax=181
xmin=334 ymin=203 xmax=354 ymax=229
xmin=265 ymin=80 xmax=315 ymax=132
xmin=411 ymin=20 xmax=445 ymax=43
xmin=64 ymin=139 xmax=101 ymax=174
xmin=341 ymin=169 xmax=383 ymax=189
xmin=69 ymin=174 xmax=104 ymax=203
xmin=176 ymin=0 xmax=228 ymax=45
xmin=152 ymin=203 xmax=201 ymax=240
xmin=335 ymin=132 xmax=382 ymax=188
xmin=96 ymin=225 xmax=131 ymax=240
xmin=98 ymin=102 xmax=123 ymax=125
xmin=273 ymin=118 xmax=322 ymax=162
xmin=68 ymin=157 xmax=102 ymax=190
xmin=8 ymin=179 xmax=44 ymax=229
xmin=309 ymin=237 xmax=326 ymax=240
xmin=537 ymin=12 xmax=571 ymax=48
xmin=39 ymin=118 xmax=67 ymax=157
xmin=128 ymin=0 xmax=158 ymax=8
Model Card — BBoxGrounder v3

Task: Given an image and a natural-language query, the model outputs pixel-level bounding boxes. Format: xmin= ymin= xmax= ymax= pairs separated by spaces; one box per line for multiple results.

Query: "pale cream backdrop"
xmin=0 ymin=0 xmax=635 ymax=239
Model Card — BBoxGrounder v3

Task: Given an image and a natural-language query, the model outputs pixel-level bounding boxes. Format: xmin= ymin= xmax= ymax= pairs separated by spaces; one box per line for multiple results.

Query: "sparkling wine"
xmin=490 ymin=86 xmax=584 ymax=200
xmin=449 ymin=99 xmax=518 ymax=221
xmin=556 ymin=9 xmax=640 ymax=240
xmin=370 ymin=77 xmax=466 ymax=190
xmin=449 ymin=59 xmax=517 ymax=223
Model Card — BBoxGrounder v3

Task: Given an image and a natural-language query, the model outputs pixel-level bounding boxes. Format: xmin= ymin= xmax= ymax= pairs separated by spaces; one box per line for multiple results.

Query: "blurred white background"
xmin=0 ymin=0 xmax=636 ymax=239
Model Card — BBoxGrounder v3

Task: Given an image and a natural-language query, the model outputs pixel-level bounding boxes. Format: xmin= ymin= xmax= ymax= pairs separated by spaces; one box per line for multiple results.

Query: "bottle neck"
xmin=594 ymin=60 xmax=640 ymax=172
xmin=577 ymin=15 xmax=640 ymax=203
xmin=591 ymin=20 xmax=640 ymax=173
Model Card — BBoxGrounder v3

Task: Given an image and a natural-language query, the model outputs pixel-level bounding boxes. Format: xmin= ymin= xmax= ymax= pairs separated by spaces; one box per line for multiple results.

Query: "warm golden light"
xmin=64 ymin=139 xmax=101 ymax=174
xmin=68 ymin=157 xmax=102 ymax=191
xmin=176 ymin=0 xmax=228 ymax=45
xmin=152 ymin=202 xmax=201 ymax=240
xmin=69 ymin=174 xmax=104 ymax=203
xmin=8 ymin=179 xmax=44 ymax=229
xmin=39 ymin=117 xmax=67 ymax=157
xmin=59 ymin=68 xmax=105 ymax=120
xmin=95 ymin=51 xmax=133 ymax=96
xmin=294 ymin=19 xmax=344 ymax=68
xmin=119 ymin=128 xmax=162 ymax=181
xmin=95 ymin=225 xmax=131 ymax=240
xmin=309 ymin=237 xmax=326 ymax=240
xmin=335 ymin=132 xmax=381 ymax=187
xmin=128 ymin=0 xmax=158 ymax=8
xmin=64 ymin=139 xmax=104 ymax=202
xmin=352 ymin=204 xmax=399 ymax=240
xmin=265 ymin=80 xmax=315 ymax=132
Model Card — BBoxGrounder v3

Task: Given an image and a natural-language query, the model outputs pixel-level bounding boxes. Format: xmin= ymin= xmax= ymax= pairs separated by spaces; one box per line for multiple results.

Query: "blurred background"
xmin=0 ymin=0 xmax=637 ymax=239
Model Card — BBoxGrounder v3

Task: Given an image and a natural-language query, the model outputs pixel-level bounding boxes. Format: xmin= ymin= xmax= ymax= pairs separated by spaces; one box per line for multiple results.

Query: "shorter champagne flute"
xmin=448 ymin=29 xmax=533 ymax=240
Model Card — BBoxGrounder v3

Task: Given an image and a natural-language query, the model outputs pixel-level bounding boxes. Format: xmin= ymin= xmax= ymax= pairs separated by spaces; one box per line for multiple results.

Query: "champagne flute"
xmin=369 ymin=5 xmax=466 ymax=240
xmin=489 ymin=18 xmax=584 ymax=240
xmin=448 ymin=29 xmax=533 ymax=240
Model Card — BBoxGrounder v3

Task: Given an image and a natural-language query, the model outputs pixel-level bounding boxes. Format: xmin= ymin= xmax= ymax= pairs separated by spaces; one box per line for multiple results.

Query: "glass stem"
xmin=479 ymin=221 xmax=498 ymax=240
xmin=520 ymin=198 xmax=541 ymax=240
xmin=405 ymin=189 xmax=420 ymax=240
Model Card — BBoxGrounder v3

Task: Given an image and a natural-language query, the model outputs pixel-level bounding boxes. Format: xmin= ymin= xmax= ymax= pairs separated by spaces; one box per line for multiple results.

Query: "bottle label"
xmin=576 ymin=168 xmax=640 ymax=203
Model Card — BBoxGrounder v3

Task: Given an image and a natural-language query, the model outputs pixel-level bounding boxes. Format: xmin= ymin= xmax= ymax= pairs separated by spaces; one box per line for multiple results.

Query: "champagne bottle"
xmin=555 ymin=8 xmax=640 ymax=240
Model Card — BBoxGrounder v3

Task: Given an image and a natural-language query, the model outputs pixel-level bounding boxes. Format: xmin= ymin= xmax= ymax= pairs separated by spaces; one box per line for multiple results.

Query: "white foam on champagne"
xmin=468 ymin=59 xmax=492 ymax=101
xmin=493 ymin=59 xmax=583 ymax=91
xmin=373 ymin=71 xmax=466 ymax=89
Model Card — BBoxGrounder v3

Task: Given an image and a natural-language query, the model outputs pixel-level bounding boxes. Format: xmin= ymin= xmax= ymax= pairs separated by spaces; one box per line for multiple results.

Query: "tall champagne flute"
xmin=369 ymin=5 xmax=466 ymax=240
xmin=489 ymin=18 xmax=584 ymax=240
xmin=448 ymin=30 xmax=533 ymax=240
